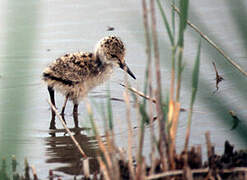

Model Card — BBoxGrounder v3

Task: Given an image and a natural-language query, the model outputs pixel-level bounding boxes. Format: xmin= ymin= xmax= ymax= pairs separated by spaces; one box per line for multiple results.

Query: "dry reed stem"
xmin=136 ymin=98 xmax=143 ymax=158
xmin=97 ymin=156 xmax=111 ymax=180
xmin=167 ymin=100 xmax=176 ymax=169
xmin=147 ymin=85 xmax=157 ymax=174
xmin=116 ymin=147 xmax=127 ymax=162
xmin=141 ymin=0 xmax=152 ymax=97
xmin=105 ymin=131 xmax=121 ymax=180
xmin=150 ymin=0 xmax=162 ymax=95
xmin=170 ymin=47 xmax=176 ymax=101
xmin=147 ymin=86 xmax=156 ymax=174
xmin=142 ymin=0 xmax=157 ymax=174
xmin=137 ymin=157 xmax=147 ymax=180
xmin=147 ymin=85 xmax=156 ymax=174
xmin=216 ymin=173 xmax=222 ymax=180
xmin=184 ymin=106 xmax=193 ymax=151
xmin=150 ymin=0 xmax=165 ymax=132
xmin=135 ymin=96 xmax=146 ymax=179
xmin=141 ymin=157 xmax=147 ymax=180
xmin=172 ymin=4 xmax=247 ymax=77
xmin=105 ymin=131 xmax=114 ymax=155
xmin=123 ymin=90 xmax=136 ymax=180
xmin=82 ymin=158 xmax=90 ymax=178
xmin=48 ymin=100 xmax=87 ymax=158
xmin=197 ymin=145 xmax=202 ymax=167
xmin=170 ymin=69 xmax=175 ymax=102
xmin=205 ymin=131 xmax=212 ymax=159
xmin=154 ymin=91 xmax=168 ymax=171
xmin=85 ymin=100 xmax=114 ymax=177
xmin=120 ymin=83 xmax=187 ymax=112
xmin=167 ymin=100 xmax=175 ymax=127
xmin=183 ymin=167 xmax=193 ymax=180
xmin=148 ymin=91 xmax=156 ymax=175
xmin=146 ymin=167 xmax=247 ymax=180
xmin=120 ymin=83 xmax=156 ymax=103
xmin=170 ymin=102 xmax=181 ymax=169
xmin=150 ymin=0 xmax=165 ymax=155
xmin=31 ymin=166 xmax=38 ymax=180
xmin=175 ymin=47 xmax=184 ymax=102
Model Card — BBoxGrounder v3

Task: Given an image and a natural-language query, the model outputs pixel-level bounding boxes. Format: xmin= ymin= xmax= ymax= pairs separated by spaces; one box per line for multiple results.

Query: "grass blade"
xmin=176 ymin=0 xmax=189 ymax=102
xmin=157 ymin=0 xmax=174 ymax=45
xmin=142 ymin=0 xmax=152 ymax=102
xmin=107 ymin=85 xmax=113 ymax=131
xmin=178 ymin=0 xmax=189 ymax=47
xmin=171 ymin=0 xmax=176 ymax=37
xmin=191 ymin=40 xmax=201 ymax=104
xmin=184 ymin=39 xmax=201 ymax=150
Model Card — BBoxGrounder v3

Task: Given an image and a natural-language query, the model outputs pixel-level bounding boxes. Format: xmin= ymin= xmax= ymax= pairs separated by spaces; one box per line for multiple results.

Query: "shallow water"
xmin=0 ymin=0 xmax=247 ymax=179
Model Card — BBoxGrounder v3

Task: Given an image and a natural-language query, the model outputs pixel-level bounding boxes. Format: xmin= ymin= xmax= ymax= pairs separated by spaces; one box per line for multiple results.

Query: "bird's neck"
xmin=96 ymin=55 xmax=114 ymax=67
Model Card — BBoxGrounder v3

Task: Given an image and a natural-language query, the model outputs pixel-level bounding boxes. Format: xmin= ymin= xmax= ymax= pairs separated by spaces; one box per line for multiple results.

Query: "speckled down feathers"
xmin=43 ymin=36 xmax=128 ymax=103
xmin=95 ymin=36 xmax=125 ymax=65
xmin=43 ymin=52 xmax=114 ymax=102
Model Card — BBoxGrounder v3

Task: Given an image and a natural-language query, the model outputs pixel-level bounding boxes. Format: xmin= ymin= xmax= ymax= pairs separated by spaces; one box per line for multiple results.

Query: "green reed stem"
xmin=176 ymin=0 xmax=189 ymax=102
xmin=171 ymin=0 xmax=176 ymax=38
xmin=157 ymin=0 xmax=174 ymax=46
xmin=184 ymin=40 xmax=201 ymax=150
xmin=107 ymin=84 xmax=113 ymax=131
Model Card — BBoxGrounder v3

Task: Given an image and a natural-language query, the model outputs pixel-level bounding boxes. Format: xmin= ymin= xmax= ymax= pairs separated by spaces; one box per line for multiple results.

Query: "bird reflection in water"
xmin=45 ymin=127 xmax=100 ymax=177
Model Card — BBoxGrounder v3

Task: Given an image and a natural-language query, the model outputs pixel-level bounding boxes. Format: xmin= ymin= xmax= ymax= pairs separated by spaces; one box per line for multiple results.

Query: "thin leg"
xmin=48 ymin=86 xmax=56 ymax=130
xmin=73 ymin=103 xmax=79 ymax=128
xmin=61 ymin=94 xmax=69 ymax=121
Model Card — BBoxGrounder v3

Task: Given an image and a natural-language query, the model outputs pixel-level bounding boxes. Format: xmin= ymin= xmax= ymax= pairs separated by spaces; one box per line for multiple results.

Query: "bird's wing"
xmin=43 ymin=52 xmax=97 ymax=85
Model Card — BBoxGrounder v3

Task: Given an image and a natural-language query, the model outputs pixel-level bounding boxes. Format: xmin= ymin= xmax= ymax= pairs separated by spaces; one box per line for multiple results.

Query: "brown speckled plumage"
xmin=43 ymin=36 xmax=136 ymax=129
xmin=43 ymin=52 xmax=113 ymax=102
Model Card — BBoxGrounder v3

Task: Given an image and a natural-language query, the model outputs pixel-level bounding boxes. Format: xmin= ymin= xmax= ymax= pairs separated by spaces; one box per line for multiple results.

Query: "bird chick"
xmin=43 ymin=36 xmax=136 ymax=129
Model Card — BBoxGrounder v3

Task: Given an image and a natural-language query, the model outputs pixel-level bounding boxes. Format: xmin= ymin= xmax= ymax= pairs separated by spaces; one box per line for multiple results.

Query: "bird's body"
xmin=43 ymin=36 xmax=136 ymax=129
xmin=43 ymin=52 xmax=114 ymax=103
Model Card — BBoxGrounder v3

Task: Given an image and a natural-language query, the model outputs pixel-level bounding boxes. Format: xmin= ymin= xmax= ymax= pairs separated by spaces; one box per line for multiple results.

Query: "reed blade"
xmin=157 ymin=0 xmax=174 ymax=45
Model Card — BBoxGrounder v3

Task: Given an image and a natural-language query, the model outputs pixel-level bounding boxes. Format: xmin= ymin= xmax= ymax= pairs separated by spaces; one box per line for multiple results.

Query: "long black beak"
xmin=119 ymin=62 xmax=136 ymax=80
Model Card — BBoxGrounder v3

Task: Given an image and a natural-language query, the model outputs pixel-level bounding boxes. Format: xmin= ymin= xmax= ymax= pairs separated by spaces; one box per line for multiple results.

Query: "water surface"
xmin=0 ymin=0 xmax=247 ymax=179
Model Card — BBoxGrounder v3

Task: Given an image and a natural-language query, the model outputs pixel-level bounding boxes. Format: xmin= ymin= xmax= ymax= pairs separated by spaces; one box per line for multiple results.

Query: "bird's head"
xmin=95 ymin=36 xmax=136 ymax=79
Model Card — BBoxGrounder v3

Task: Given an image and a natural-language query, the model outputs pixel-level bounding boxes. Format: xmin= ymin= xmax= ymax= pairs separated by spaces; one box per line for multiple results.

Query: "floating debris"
xmin=106 ymin=26 xmax=115 ymax=31
xmin=229 ymin=110 xmax=240 ymax=130
xmin=212 ymin=62 xmax=224 ymax=92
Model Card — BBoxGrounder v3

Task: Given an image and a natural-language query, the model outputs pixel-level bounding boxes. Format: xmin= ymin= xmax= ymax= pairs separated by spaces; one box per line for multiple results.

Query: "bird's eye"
xmin=110 ymin=54 xmax=118 ymax=59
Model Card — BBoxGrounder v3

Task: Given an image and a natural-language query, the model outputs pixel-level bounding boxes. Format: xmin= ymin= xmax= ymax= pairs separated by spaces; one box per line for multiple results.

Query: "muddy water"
xmin=0 ymin=0 xmax=247 ymax=179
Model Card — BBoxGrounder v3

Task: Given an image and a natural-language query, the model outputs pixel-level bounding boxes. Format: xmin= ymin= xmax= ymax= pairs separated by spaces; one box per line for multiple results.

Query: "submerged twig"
xmin=120 ymin=83 xmax=188 ymax=112
xmin=120 ymin=83 xmax=156 ymax=103
xmin=172 ymin=4 xmax=247 ymax=77
xmin=48 ymin=100 xmax=87 ymax=158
